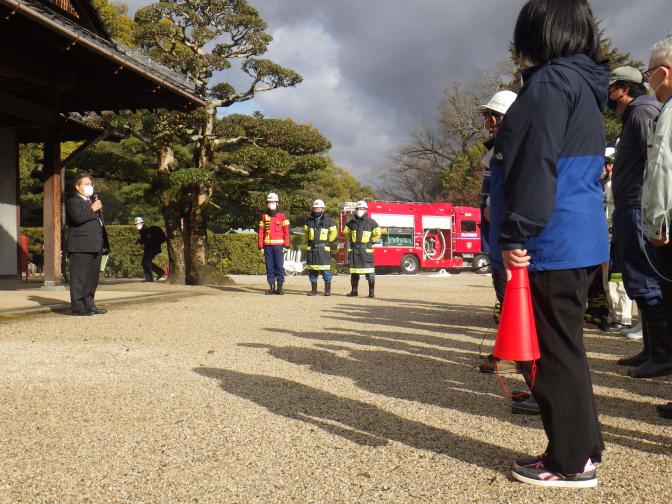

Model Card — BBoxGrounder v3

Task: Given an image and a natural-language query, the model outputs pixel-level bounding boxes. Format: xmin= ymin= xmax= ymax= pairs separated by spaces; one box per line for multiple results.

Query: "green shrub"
xmin=20 ymin=227 xmax=313 ymax=277
xmin=208 ymin=234 xmax=265 ymax=275
xmin=104 ymin=225 xmax=169 ymax=278
xmin=20 ymin=225 xmax=168 ymax=278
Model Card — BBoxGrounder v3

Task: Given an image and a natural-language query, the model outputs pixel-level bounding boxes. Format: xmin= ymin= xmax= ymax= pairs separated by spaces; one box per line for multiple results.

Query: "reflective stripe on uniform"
xmin=350 ymin=267 xmax=375 ymax=274
xmin=307 ymin=264 xmax=331 ymax=271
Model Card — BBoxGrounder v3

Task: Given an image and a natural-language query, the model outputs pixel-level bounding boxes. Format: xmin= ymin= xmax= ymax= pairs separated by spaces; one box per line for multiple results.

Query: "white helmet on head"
xmin=480 ymin=90 xmax=518 ymax=116
xmin=605 ymin=147 xmax=616 ymax=160
xmin=134 ymin=216 xmax=144 ymax=225
xmin=312 ymin=199 xmax=325 ymax=208
xmin=267 ymin=192 xmax=279 ymax=202
xmin=355 ymin=200 xmax=368 ymax=209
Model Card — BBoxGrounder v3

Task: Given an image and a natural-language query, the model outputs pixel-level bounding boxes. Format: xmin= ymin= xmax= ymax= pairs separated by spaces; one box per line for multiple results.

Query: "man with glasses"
xmin=476 ymin=90 xmax=519 ymax=375
xmin=641 ymin=37 xmax=672 ymax=416
xmin=608 ymin=66 xmax=668 ymax=378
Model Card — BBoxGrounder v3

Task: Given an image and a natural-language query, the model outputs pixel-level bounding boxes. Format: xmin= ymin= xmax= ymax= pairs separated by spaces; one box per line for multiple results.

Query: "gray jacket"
xmin=642 ymin=99 xmax=672 ymax=239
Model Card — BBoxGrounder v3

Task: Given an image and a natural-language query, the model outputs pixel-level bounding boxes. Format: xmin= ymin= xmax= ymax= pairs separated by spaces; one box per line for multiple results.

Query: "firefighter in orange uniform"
xmin=258 ymin=192 xmax=290 ymax=295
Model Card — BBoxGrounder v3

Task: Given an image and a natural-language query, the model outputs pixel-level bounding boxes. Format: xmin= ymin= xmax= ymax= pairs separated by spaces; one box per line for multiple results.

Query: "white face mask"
xmin=650 ymin=67 xmax=667 ymax=100
xmin=83 ymin=185 xmax=94 ymax=197
xmin=268 ymin=202 xmax=277 ymax=211
xmin=136 ymin=224 xmax=143 ymax=230
xmin=356 ymin=209 xmax=366 ymax=218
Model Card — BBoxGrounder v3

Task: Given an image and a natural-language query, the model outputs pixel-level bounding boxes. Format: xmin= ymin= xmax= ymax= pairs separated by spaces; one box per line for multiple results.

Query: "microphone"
xmin=91 ymin=193 xmax=103 ymax=217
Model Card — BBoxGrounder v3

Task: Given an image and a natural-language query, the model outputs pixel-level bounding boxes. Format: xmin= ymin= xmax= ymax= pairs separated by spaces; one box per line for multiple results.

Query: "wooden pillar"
xmin=42 ymin=127 xmax=62 ymax=288
xmin=0 ymin=129 xmax=19 ymax=277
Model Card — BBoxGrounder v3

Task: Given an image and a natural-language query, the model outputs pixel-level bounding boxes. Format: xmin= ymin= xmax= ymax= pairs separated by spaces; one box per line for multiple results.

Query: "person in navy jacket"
xmin=490 ymin=0 xmax=608 ymax=488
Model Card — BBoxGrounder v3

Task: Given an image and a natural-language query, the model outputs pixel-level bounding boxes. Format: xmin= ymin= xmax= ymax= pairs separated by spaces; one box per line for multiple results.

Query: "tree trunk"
xmin=156 ymin=146 xmax=187 ymax=284
xmin=183 ymin=106 xmax=216 ymax=284
xmin=185 ymin=183 xmax=212 ymax=285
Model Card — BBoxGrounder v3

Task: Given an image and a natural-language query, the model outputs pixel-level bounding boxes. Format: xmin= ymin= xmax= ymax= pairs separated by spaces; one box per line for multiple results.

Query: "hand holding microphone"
xmin=91 ymin=194 xmax=103 ymax=213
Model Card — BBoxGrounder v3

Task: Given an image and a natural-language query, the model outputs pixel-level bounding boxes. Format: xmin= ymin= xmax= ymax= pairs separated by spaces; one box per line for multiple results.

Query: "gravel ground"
xmin=0 ymin=272 xmax=671 ymax=503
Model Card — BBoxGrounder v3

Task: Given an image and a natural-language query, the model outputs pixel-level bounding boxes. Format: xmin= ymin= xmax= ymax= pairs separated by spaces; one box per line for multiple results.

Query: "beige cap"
xmin=609 ymin=66 xmax=643 ymax=85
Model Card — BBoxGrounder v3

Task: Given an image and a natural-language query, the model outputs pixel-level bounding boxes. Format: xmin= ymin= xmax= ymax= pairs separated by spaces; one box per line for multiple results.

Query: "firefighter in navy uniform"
xmin=344 ymin=201 xmax=381 ymax=298
xmin=304 ymin=199 xmax=338 ymax=296
xmin=258 ymin=192 xmax=290 ymax=295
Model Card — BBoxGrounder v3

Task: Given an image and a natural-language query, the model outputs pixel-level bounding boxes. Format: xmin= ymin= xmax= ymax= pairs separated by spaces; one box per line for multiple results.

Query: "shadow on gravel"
xmin=323 ymin=302 xmax=495 ymax=341
xmin=194 ymin=367 xmax=519 ymax=474
xmin=250 ymin=327 xmax=672 ymax=453
xmin=26 ymin=295 xmax=66 ymax=306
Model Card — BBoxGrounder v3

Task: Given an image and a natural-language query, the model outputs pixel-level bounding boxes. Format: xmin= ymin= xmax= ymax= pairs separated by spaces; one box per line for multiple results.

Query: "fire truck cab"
xmin=338 ymin=201 xmax=488 ymax=274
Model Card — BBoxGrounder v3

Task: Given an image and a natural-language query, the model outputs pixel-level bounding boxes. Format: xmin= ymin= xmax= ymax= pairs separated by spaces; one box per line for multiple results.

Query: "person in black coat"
xmin=65 ymin=174 xmax=109 ymax=315
xmin=66 ymin=173 xmax=108 ymax=315
xmin=134 ymin=216 xmax=167 ymax=281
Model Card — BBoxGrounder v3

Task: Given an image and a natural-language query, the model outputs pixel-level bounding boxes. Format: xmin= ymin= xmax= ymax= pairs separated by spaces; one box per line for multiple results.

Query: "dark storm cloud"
xmin=123 ymin=0 xmax=670 ymax=180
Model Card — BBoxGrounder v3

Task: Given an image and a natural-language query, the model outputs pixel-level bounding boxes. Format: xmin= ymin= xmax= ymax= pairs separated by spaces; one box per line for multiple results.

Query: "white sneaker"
xmin=621 ymin=322 xmax=641 ymax=334
xmin=622 ymin=322 xmax=643 ymax=340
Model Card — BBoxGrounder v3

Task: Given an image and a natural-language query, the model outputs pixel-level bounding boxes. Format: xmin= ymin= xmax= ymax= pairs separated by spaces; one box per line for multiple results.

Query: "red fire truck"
xmin=338 ymin=201 xmax=488 ymax=274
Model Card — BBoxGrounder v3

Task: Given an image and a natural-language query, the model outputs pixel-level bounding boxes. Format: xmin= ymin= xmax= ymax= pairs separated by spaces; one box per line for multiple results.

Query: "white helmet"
xmin=134 ymin=216 xmax=144 ymax=225
xmin=355 ymin=200 xmax=368 ymax=209
xmin=312 ymin=199 xmax=325 ymax=208
xmin=266 ymin=192 xmax=279 ymax=202
xmin=605 ymin=147 xmax=616 ymax=160
xmin=480 ymin=90 xmax=518 ymax=116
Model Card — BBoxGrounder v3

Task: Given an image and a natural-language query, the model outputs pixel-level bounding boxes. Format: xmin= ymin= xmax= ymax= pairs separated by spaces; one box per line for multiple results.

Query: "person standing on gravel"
xmin=608 ymin=66 xmax=667 ymax=378
xmin=477 ymin=90 xmax=519 ymax=376
xmin=66 ymin=173 xmax=108 ymax=316
xmin=304 ymin=199 xmax=338 ymax=297
xmin=599 ymin=148 xmax=633 ymax=333
xmin=640 ymin=36 xmax=672 ymax=418
xmin=344 ymin=201 xmax=381 ymax=298
xmin=490 ymin=0 xmax=608 ymax=487
xmin=258 ymin=192 xmax=290 ymax=295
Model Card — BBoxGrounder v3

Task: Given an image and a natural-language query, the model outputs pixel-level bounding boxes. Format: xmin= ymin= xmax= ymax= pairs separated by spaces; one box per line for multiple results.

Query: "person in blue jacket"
xmin=490 ymin=0 xmax=609 ymax=488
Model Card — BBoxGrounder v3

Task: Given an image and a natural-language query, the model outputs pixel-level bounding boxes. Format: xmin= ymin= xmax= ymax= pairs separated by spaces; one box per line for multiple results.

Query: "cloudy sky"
xmin=124 ymin=0 xmax=670 ymax=183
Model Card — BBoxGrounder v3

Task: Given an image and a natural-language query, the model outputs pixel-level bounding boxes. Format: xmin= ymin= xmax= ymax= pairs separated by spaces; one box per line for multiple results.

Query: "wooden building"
xmin=0 ymin=0 xmax=206 ymax=286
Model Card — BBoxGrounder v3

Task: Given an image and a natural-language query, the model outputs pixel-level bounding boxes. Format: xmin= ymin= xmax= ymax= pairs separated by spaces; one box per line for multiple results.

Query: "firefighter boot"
xmin=618 ymin=312 xmax=650 ymax=366
xmin=368 ymin=280 xmax=375 ymax=298
xmin=308 ymin=282 xmax=318 ymax=296
xmin=276 ymin=281 xmax=285 ymax=295
xmin=324 ymin=282 xmax=331 ymax=297
xmin=346 ymin=275 xmax=359 ymax=297
xmin=628 ymin=320 xmax=672 ymax=378
xmin=265 ymin=282 xmax=276 ymax=295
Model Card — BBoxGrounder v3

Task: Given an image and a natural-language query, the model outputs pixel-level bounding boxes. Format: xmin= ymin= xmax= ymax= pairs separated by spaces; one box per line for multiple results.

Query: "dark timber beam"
xmin=0 ymin=89 xmax=53 ymax=125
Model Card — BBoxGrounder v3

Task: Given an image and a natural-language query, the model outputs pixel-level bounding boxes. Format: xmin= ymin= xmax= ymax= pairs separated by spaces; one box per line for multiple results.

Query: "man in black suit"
xmin=66 ymin=174 xmax=107 ymax=316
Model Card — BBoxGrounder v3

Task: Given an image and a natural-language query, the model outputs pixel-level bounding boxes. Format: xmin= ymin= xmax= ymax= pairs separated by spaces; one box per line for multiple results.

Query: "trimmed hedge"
xmin=208 ymin=233 xmax=265 ymax=275
xmin=105 ymin=225 xmax=169 ymax=278
xmin=20 ymin=226 xmax=346 ymax=277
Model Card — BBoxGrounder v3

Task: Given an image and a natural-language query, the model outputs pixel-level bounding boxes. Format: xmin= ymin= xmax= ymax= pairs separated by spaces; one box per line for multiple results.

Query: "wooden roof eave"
xmin=0 ymin=0 xmax=208 ymax=110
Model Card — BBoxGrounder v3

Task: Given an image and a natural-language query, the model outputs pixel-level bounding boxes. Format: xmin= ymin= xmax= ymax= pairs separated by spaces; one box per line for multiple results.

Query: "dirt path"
xmin=0 ymin=273 xmax=670 ymax=502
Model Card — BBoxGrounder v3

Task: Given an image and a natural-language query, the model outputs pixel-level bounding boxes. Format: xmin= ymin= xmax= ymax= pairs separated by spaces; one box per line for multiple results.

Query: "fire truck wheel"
xmin=400 ymin=254 xmax=420 ymax=274
xmin=473 ymin=254 xmax=491 ymax=274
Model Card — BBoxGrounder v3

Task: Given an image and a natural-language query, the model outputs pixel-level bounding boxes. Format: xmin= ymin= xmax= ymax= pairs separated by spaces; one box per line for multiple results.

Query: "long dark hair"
xmin=514 ymin=0 xmax=601 ymax=65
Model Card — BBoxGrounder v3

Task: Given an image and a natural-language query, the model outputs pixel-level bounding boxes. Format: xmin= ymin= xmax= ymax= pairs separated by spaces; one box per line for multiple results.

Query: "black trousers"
xmin=526 ymin=267 xmax=603 ymax=474
xmin=655 ymin=244 xmax=672 ymax=325
xmin=492 ymin=267 xmax=507 ymax=302
xmin=142 ymin=250 xmax=165 ymax=281
xmin=69 ymin=252 xmax=102 ymax=313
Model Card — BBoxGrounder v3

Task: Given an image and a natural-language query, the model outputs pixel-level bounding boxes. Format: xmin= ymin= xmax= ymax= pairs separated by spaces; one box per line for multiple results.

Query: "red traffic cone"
xmin=493 ymin=267 xmax=540 ymax=362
